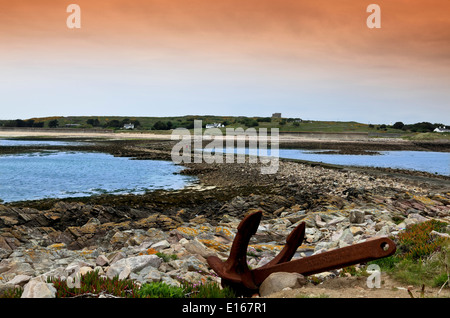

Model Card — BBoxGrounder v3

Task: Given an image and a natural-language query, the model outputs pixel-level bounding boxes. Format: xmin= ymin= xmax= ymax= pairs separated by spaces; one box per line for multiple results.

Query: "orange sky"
xmin=1 ymin=0 xmax=449 ymax=122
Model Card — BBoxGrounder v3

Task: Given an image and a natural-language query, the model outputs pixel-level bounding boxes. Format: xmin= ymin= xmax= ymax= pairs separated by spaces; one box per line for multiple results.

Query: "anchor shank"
xmin=252 ymin=237 xmax=396 ymax=285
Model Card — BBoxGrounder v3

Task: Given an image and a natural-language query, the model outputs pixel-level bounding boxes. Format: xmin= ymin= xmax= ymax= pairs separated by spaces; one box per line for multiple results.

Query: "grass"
xmin=402 ymin=132 xmax=450 ymax=141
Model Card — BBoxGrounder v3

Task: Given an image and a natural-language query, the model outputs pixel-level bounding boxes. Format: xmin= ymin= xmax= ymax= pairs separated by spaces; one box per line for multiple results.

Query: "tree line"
xmin=388 ymin=122 xmax=448 ymax=133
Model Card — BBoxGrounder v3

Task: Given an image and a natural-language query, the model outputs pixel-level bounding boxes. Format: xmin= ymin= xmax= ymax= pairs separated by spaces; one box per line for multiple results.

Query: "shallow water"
xmin=204 ymin=147 xmax=450 ymax=176
xmin=0 ymin=151 xmax=196 ymax=203
xmin=0 ymin=139 xmax=86 ymax=146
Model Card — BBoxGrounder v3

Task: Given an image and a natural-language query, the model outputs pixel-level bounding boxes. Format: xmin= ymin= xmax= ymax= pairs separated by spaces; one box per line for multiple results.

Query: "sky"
xmin=0 ymin=0 xmax=449 ymax=124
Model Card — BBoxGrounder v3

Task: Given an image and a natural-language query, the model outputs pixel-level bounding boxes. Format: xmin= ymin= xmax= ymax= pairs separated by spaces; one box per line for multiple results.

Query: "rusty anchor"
xmin=207 ymin=210 xmax=396 ymax=295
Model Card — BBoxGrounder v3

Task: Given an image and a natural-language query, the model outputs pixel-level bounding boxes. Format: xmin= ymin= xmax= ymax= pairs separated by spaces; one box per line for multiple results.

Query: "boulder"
xmin=259 ymin=272 xmax=306 ymax=297
xmin=21 ymin=278 xmax=57 ymax=298
xmin=6 ymin=274 xmax=32 ymax=287
xmin=106 ymin=255 xmax=162 ymax=279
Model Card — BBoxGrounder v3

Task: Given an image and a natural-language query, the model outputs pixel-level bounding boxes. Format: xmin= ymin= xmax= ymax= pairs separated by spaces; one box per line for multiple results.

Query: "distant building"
xmin=434 ymin=126 xmax=450 ymax=133
xmin=65 ymin=124 xmax=81 ymax=128
xmin=205 ymin=123 xmax=225 ymax=129
xmin=272 ymin=113 xmax=282 ymax=119
xmin=123 ymin=123 xmax=135 ymax=130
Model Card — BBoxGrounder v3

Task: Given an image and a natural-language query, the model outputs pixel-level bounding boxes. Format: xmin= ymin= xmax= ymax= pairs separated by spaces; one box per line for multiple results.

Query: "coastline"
xmin=0 ymin=134 xmax=449 ymax=298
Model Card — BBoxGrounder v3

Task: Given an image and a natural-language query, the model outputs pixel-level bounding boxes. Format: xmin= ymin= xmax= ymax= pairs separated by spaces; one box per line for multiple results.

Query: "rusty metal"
xmin=207 ymin=210 xmax=396 ymax=295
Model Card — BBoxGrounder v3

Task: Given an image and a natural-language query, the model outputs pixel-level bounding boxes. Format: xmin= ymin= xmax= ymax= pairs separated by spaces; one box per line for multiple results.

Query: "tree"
xmin=152 ymin=120 xmax=168 ymax=130
xmin=256 ymin=117 xmax=271 ymax=123
xmin=86 ymin=118 xmax=100 ymax=127
xmin=106 ymin=120 xmax=122 ymax=128
xmin=239 ymin=117 xmax=259 ymax=128
xmin=48 ymin=120 xmax=59 ymax=128
xmin=392 ymin=122 xmax=404 ymax=130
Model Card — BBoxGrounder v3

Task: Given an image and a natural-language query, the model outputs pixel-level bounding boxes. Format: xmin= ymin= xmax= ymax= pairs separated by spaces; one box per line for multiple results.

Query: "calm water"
xmin=0 ymin=150 xmax=196 ymax=203
xmin=277 ymin=149 xmax=450 ymax=176
xmin=204 ymin=148 xmax=450 ymax=176
xmin=0 ymin=139 xmax=86 ymax=146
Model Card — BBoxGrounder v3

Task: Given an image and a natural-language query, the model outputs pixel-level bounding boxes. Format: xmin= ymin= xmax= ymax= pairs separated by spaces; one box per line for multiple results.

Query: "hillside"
xmin=0 ymin=116 xmax=449 ymax=139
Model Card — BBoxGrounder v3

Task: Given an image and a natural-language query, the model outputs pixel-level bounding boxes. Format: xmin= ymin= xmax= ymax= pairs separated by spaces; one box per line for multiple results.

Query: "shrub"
xmin=369 ymin=220 xmax=450 ymax=287
xmin=182 ymin=280 xmax=236 ymax=298
xmin=137 ymin=282 xmax=185 ymax=298
xmin=396 ymin=220 xmax=448 ymax=260
xmin=47 ymin=270 xmax=140 ymax=298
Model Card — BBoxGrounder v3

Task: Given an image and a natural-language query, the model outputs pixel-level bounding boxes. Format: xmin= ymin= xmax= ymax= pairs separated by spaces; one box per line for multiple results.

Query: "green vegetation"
xmin=0 ymin=115 xmax=448 ymax=138
xmin=1 ymin=269 xmax=234 ymax=298
xmin=137 ymin=279 xmax=235 ymax=298
xmin=369 ymin=220 xmax=450 ymax=289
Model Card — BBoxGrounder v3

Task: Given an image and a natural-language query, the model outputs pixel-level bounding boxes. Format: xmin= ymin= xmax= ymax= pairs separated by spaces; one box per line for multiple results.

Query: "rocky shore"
xmin=0 ymin=138 xmax=449 ymax=298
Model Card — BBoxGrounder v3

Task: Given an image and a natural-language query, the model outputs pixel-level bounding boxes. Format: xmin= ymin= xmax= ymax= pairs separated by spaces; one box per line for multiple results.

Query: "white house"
xmin=205 ymin=123 xmax=225 ymax=129
xmin=123 ymin=123 xmax=135 ymax=130
xmin=434 ymin=126 xmax=450 ymax=133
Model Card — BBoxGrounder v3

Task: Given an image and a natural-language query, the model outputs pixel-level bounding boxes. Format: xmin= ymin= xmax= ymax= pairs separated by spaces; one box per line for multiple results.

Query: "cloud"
xmin=0 ymin=0 xmax=448 ymax=122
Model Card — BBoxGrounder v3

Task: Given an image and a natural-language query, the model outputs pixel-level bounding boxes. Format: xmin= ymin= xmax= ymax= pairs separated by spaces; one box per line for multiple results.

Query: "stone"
xmin=21 ymin=278 xmax=57 ymax=298
xmin=169 ymin=256 xmax=208 ymax=273
xmin=327 ymin=216 xmax=346 ymax=227
xmin=95 ymin=255 xmax=109 ymax=267
xmin=151 ymin=240 xmax=171 ymax=250
xmin=79 ymin=266 xmax=93 ymax=276
xmin=106 ymin=255 xmax=162 ymax=279
xmin=339 ymin=229 xmax=354 ymax=244
xmin=376 ymin=225 xmax=391 ymax=237
xmin=259 ymin=272 xmax=306 ymax=297
xmin=349 ymin=210 xmax=365 ymax=224
xmin=6 ymin=274 xmax=32 ymax=287
xmin=182 ymin=239 xmax=216 ymax=258
xmin=118 ymin=266 xmax=131 ymax=280
xmin=430 ymin=230 xmax=450 ymax=239
xmin=109 ymin=251 xmax=127 ymax=264
xmin=350 ymin=226 xmax=364 ymax=236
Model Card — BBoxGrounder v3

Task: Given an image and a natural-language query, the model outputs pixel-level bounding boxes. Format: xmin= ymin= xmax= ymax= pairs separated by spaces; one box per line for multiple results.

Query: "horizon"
xmin=1 ymin=1 xmax=449 ymax=124
xmin=0 ymin=114 xmax=447 ymax=127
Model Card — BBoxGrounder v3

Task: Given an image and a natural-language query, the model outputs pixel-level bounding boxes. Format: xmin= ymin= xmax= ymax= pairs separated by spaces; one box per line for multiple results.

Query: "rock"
xmin=339 ymin=229 xmax=354 ymax=244
xmin=168 ymin=256 xmax=209 ymax=273
xmin=6 ymin=274 xmax=32 ymax=287
xmin=106 ymin=255 xmax=162 ymax=279
xmin=182 ymin=239 xmax=216 ymax=258
xmin=430 ymin=230 xmax=450 ymax=239
xmin=21 ymin=278 xmax=57 ymax=298
xmin=349 ymin=210 xmax=365 ymax=224
xmin=408 ymin=213 xmax=428 ymax=223
xmin=95 ymin=255 xmax=109 ymax=267
xmin=376 ymin=225 xmax=391 ymax=237
xmin=259 ymin=272 xmax=306 ymax=297
xmin=109 ymin=251 xmax=127 ymax=264
xmin=79 ymin=266 xmax=93 ymax=276
xmin=350 ymin=226 xmax=364 ymax=236
xmin=326 ymin=216 xmax=346 ymax=227
xmin=151 ymin=240 xmax=171 ymax=251
xmin=118 ymin=266 xmax=131 ymax=280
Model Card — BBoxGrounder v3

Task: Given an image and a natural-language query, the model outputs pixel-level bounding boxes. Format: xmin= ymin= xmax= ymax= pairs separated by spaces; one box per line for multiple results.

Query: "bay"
xmin=203 ymin=147 xmax=450 ymax=176
xmin=0 ymin=151 xmax=196 ymax=203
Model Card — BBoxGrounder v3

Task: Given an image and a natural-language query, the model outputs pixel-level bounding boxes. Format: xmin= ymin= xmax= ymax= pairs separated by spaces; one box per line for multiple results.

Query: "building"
xmin=205 ymin=123 xmax=224 ymax=129
xmin=434 ymin=126 xmax=450 ymax=133
xmin=123 ymin=123 xmax=135 ymax=130
xmin=272 ymin=113 xmax=282 ymax=118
